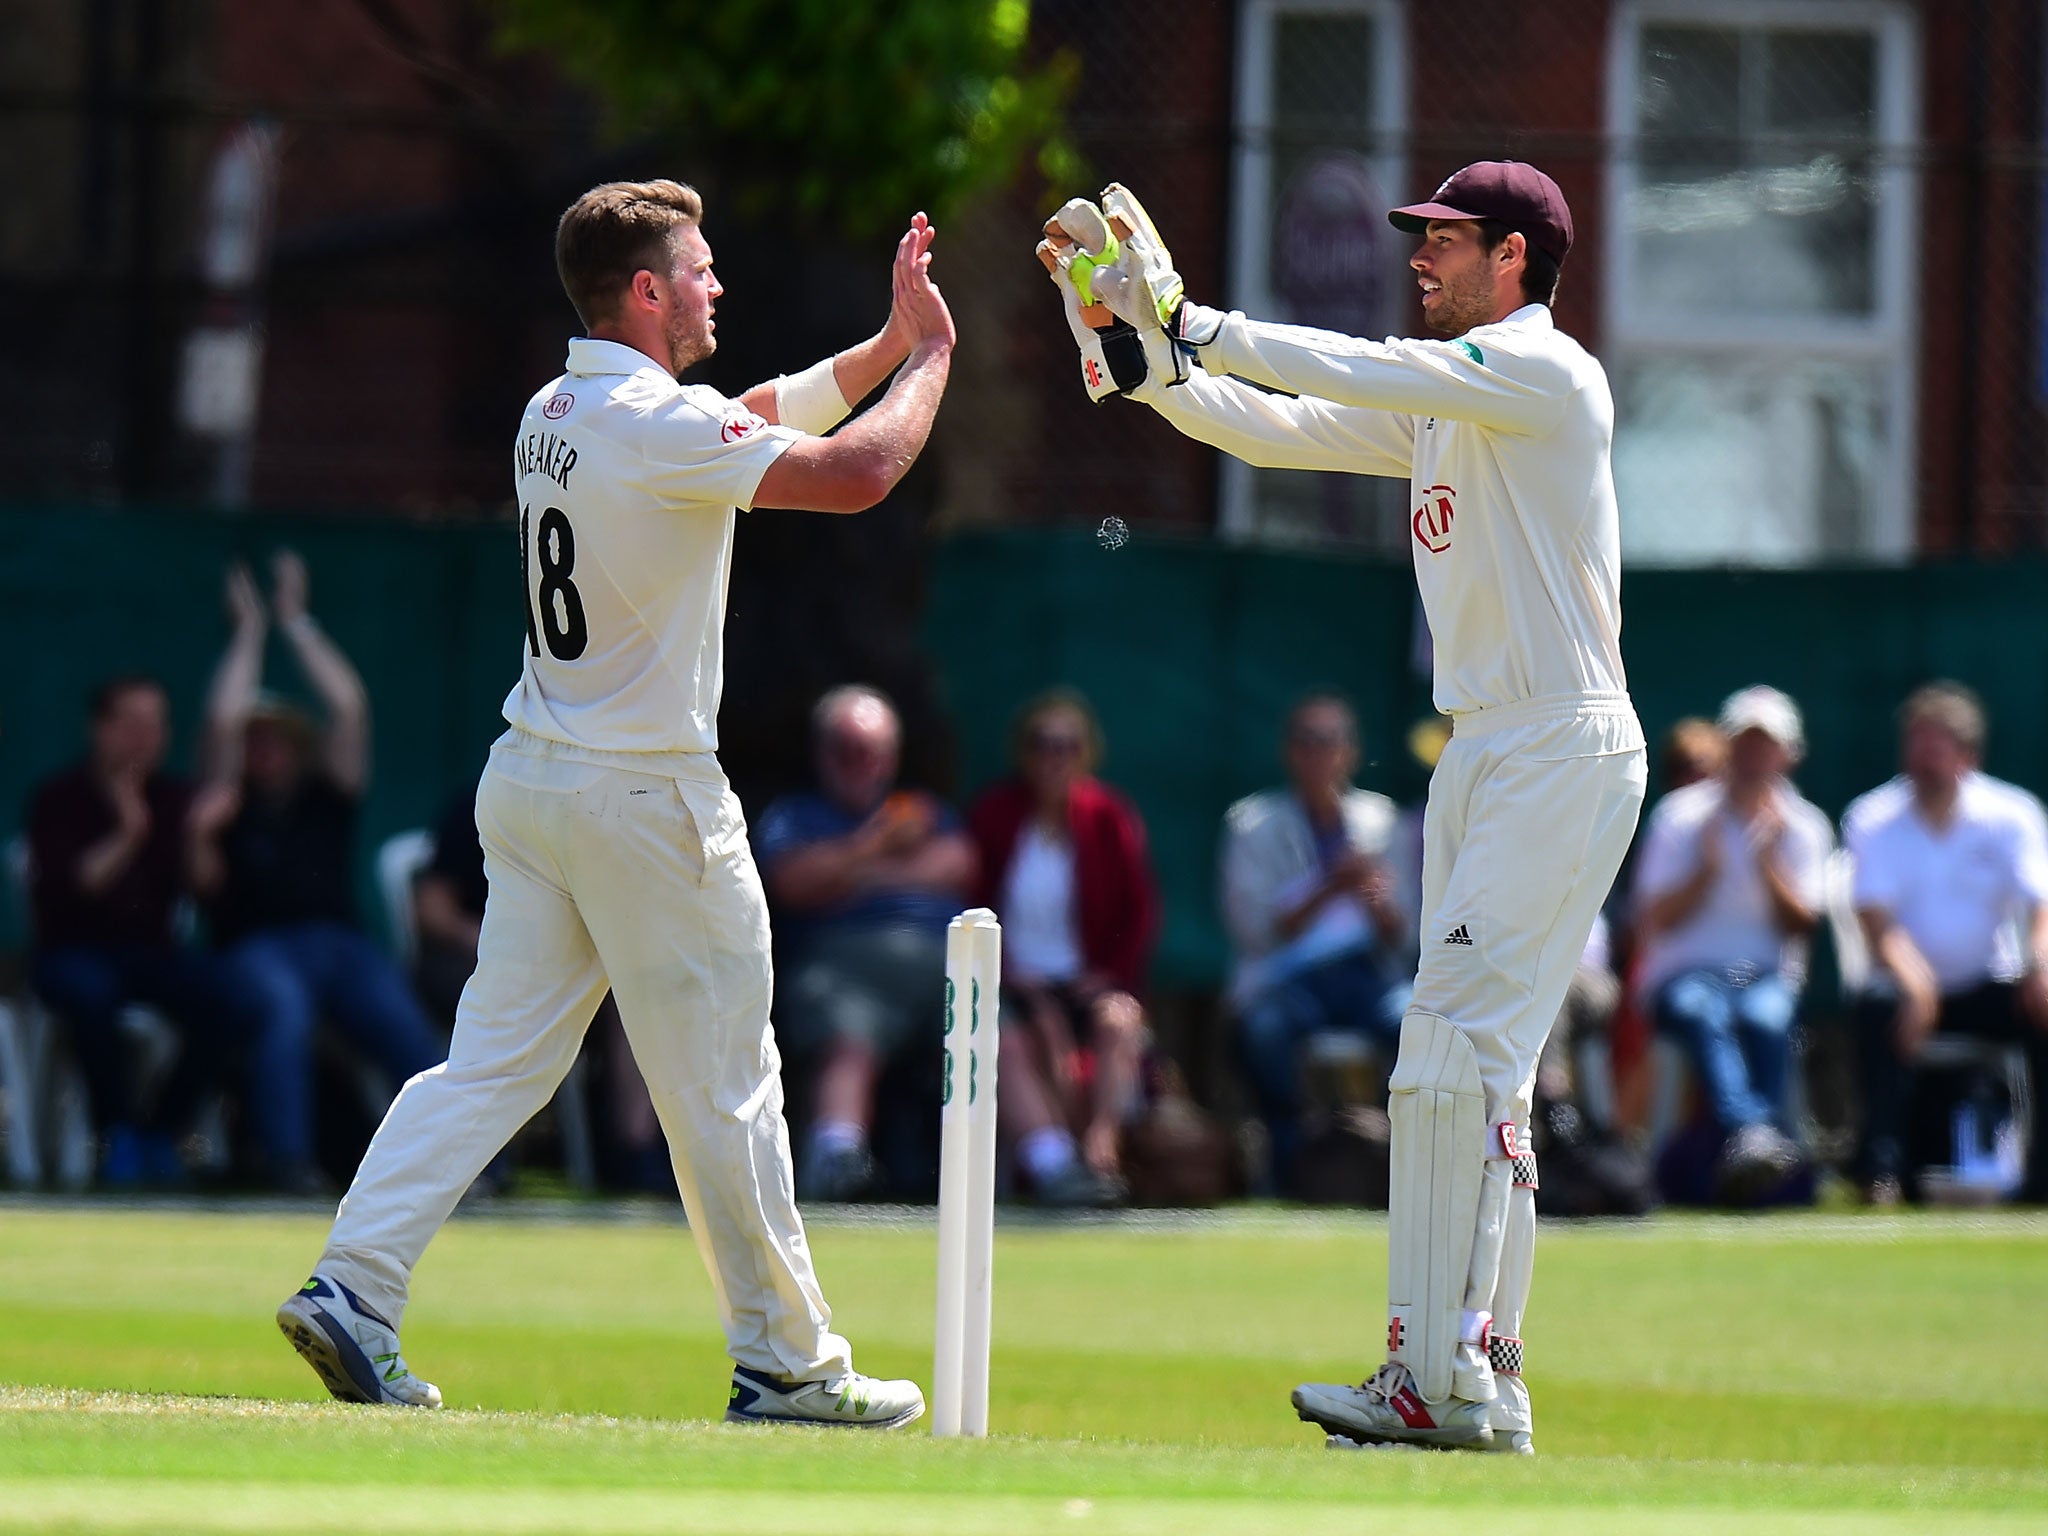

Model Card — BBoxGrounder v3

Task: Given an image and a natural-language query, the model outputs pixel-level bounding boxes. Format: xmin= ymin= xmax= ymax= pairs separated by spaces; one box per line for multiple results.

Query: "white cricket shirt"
xmin=1142 ymin=305 xmax=1629 ymax=718
xmin=1001 ymin=823 xmax=1083 ymax=983
xmin=1631 ymin=778 xmax=1833 ymax=998
xmin=501 ymin=338 xmax=802 ymax=754
xmin=1844 ymin=772 xmax=2048 ymax=992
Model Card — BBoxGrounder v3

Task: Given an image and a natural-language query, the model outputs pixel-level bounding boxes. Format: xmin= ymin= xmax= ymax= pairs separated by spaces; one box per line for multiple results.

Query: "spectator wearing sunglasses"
xmin=967 ymin=689 xmax=1159 ymax=1207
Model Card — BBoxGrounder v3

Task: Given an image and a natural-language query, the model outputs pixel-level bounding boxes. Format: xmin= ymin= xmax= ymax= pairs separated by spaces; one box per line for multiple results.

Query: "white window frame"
xmin=1605 ymin=0 xmax=1922 ymax=561
xmin=1221 ymin=0 xmax=1407 ymax=544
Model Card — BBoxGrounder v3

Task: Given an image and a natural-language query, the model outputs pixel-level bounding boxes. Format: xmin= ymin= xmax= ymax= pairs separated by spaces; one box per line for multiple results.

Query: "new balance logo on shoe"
xmin=1444 ymin=924 xmax=1473 ymax=946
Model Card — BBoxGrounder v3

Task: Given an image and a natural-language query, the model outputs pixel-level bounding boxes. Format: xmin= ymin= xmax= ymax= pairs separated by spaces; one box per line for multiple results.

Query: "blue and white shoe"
xmin=724 ymin=1365 xmax=924 ymax=1428
xmin=276 ymin=1274 xmax=442 ymax=1408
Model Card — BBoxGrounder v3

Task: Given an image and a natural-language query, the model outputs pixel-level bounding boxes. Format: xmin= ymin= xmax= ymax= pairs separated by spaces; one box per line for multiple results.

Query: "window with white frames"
xmin=1608 ymin=1 xmax=1919 ymax=564
xmin=1223 ymin=0 xmax=1407 ymax=551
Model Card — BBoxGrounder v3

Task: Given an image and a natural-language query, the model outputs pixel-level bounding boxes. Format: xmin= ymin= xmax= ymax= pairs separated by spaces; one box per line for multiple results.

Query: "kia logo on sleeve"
xmin=721 ymin=412 xmax=766 ymax=443
xmin=542 ymin=394 xmax=574 ymax=420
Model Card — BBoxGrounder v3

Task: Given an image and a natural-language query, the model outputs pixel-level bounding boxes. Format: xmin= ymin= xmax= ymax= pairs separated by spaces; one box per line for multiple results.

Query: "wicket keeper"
xmin=1044 ymin=162 xmax=1646 ymax=1454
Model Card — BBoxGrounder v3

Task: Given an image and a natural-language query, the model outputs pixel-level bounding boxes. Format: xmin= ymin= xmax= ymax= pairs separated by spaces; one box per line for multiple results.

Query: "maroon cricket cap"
xmin=1388 ymin=161 xmax=1573 ymax=264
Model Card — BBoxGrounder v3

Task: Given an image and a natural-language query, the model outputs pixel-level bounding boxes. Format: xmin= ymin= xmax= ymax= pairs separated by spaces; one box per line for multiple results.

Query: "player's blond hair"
xmin=1899 ymin=681 xmax=1987 ymax=756
xmin=555 ymin=179 xmax=705 ymax=329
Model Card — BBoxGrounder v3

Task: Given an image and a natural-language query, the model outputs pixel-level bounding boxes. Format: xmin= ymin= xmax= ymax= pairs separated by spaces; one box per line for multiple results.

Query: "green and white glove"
xmin=1037 ymin=208 xmax=1148 ymax=400
xmin=1052 ymin=184 xmax=1228 ymax=385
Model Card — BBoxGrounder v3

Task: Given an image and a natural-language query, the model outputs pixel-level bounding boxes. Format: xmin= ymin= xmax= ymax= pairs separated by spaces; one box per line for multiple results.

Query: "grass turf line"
xmin=0 ymin=1205 xmax=2043 ymax=1533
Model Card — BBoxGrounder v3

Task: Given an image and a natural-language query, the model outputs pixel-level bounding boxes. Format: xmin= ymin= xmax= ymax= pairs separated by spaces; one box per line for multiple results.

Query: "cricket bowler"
xmin=1043 ymin=162 xmax=1647 ymax=1454
xmin=276 ymin=179 xmax=952 ymax=1427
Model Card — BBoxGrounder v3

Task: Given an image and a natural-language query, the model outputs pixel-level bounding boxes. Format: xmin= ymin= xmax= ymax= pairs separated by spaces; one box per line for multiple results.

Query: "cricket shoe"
xmin=724 ymin=1365 xmax=924 ymax=1429
xmin=276 ymin=1274 xmax=442 ymax=1408
xmin=1291 ymin=1362 xmax=1494 ymax=1451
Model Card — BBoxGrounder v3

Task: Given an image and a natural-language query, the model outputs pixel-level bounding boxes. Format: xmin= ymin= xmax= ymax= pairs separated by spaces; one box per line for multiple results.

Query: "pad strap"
xmin=1488 ymin=1333 xmax=1524 ymax=1377
xmin=1500 ymin=1122 xmax=1538 ymax=1189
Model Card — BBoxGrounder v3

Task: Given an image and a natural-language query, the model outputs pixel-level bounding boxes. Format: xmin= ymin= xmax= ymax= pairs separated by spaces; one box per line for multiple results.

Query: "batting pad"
xmin=1385 ymin=1013 xmax=1493 ymax=1403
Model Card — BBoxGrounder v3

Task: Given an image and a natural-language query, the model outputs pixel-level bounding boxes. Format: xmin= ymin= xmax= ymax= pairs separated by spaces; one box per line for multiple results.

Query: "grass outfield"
xmin=0 ymin=1202 xmax=2044 ymax=1533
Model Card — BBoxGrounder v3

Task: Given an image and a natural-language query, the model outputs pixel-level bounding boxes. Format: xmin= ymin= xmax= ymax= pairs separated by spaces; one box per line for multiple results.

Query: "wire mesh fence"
xmin=0 ymin=0 xmax=2043 ymax=562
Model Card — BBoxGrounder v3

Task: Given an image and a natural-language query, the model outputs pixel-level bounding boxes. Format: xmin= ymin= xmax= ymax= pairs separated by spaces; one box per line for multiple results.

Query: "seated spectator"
xmin=755 ymin=686 xmax=976 ymax=1201
xmin=1220 ymin=695 xmax=1409 ymax=1194
xmin=191 ymin=554 xmax=445 ymax=1193
xmin=25 ymin=677 xmax=245 ymax=1187
xmin=969 ymin=689 xmax=1156 ymax=1208
xmin=1845 ymin=682 xmax=2048 ymax=1205
xmin=1633 ymin=687 xmax=1828 ymax=1201
xmin=412 ymin=778 xmax=490 ymax=1030
xmin=1661 ymin=716 xmax=1729 ymax=794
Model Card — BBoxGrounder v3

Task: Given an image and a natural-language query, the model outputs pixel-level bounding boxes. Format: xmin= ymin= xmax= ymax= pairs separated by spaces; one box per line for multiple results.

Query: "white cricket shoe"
xmin=724 ymin=1365 xmax=924 ymax=1429
xmin=1292 ymin=1362 xmax=1493 ymax=1450
xmin=276 ymin=1274 xmax=442 ymax=1408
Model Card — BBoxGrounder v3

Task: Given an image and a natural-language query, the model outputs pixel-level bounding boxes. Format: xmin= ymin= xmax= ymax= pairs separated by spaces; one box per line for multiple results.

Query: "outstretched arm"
xmin=1133 ymin=337 xmax=1415 ymax=478
xmin=272 ymin=550 xmax=370 ymax=795
xmin=1194 ymin=316 xmax=1571 ymax=436
xmin=203 ymin=562 xmax=268 ymax=785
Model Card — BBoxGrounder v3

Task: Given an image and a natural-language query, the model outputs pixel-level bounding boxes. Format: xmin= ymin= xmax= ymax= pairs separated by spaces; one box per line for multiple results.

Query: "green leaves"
xmin=490 ymin=0 xmax=1078 ymax=234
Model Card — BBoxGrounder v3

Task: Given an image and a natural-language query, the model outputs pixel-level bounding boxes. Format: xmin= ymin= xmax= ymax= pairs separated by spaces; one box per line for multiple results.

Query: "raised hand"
xmin=272 ymin=549 xmax=309 ymax=624
xmin=892 ymin=211 xmax=955 ymax=351
xmin=226 ymin=562 xmax=266 ymax=632
xmin=188 ymin=779 xmax=243 ymax=838
xmin=882 ymin=212 xmax=941 ymax=357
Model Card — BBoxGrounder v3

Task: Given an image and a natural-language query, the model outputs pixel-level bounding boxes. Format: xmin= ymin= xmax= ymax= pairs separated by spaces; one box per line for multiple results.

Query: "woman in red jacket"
xmin=968 ymin=689 xmax=1159 ymax=1207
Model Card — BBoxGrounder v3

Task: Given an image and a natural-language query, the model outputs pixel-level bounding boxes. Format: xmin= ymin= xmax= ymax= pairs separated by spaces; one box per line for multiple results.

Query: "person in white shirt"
xmin=276 ymin=178 xmax=955 ymax=1428
xmin=1046 ymin=164 xmax=1646 ymax=1454
xmin=966 ymin=691 xmax=1157 ymax=1210
xmin=1220 ymin=695 xmax=1410 ymax=1193
xmin=1844 ymin=682 xmax=2048 ymax=1205
xmin=1632 ymin=687 xmax=1831 ymax=1201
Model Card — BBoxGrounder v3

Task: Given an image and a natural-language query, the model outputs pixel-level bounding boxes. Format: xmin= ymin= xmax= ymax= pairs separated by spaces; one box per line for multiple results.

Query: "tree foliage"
xmin=490 ymin=0 xmax=1079 ymax=234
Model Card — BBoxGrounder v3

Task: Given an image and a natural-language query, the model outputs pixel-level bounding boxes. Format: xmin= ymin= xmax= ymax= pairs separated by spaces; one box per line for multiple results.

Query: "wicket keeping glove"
xmin=1048 ymin=184 xmax=1229 ymax=385
xmin=1037 ymin=213 xmax=1148 ymax=401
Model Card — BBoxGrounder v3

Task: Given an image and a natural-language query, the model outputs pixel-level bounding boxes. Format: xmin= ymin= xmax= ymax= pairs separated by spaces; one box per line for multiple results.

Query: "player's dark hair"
xmin=1286 ymin=692 xmax=1358 ymax=747
xmin=1475 ymin=218 xmax=1560 ymax=307
xmin=555 ymin=179 xmax=705 ymax=330
xmin=90 ymin=673 xmax=164 ymax=719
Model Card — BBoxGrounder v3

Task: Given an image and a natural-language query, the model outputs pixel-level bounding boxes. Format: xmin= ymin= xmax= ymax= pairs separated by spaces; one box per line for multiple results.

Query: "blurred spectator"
xmin=1528 ymin=911 xmax=1656 ymax=1216
xmin=1845 ymin=683 xmax=2048 ymax=1205
xmin=755 ymin=686 xmax=975 ymax=1201
xmin=24 ymin=677 xmax=244 ymax=1187
xmin=412 ymin=779 xmax=489 ymax=1029
xmin=191 ymin=555 xmax=444 ymax=1193
xmin=969 ymin=689 xmax=1156 ymax=1207
xmin=1220 ymin=695 xmax=1409 ymax=1194
xmin=1660 ymin=716 xmax=1729 ymax=794
xmin=1633 ymin=687 xmax=1830 ymax=1202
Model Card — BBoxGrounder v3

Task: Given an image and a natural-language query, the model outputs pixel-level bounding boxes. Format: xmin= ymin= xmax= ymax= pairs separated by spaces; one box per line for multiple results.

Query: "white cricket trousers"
xmin=319 ymin=728 xmax=852 ymax=1382
xmin=1413 ymin=692 xmax=1645 ymax=1125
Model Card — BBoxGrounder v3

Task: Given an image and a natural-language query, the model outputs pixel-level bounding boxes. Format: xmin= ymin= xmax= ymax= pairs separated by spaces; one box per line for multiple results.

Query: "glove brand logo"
xmin=1413 ymin=484 xmax=1456 ymax=554
xmin=1387 ymin=1317 xmax=1404 ymax=1351
xmin=1084 ymin=357 xmax=1103 ymax=390
xmin=721 ymin=411 xmax=767 ymax=443
xmin=542 ymin=393 xmax=573 ymax=420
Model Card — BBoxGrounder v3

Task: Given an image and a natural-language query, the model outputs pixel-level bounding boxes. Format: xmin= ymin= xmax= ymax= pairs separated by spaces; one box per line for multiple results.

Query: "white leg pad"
xmin=1385 ymin=1013 xmax=1488 ymax=1404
